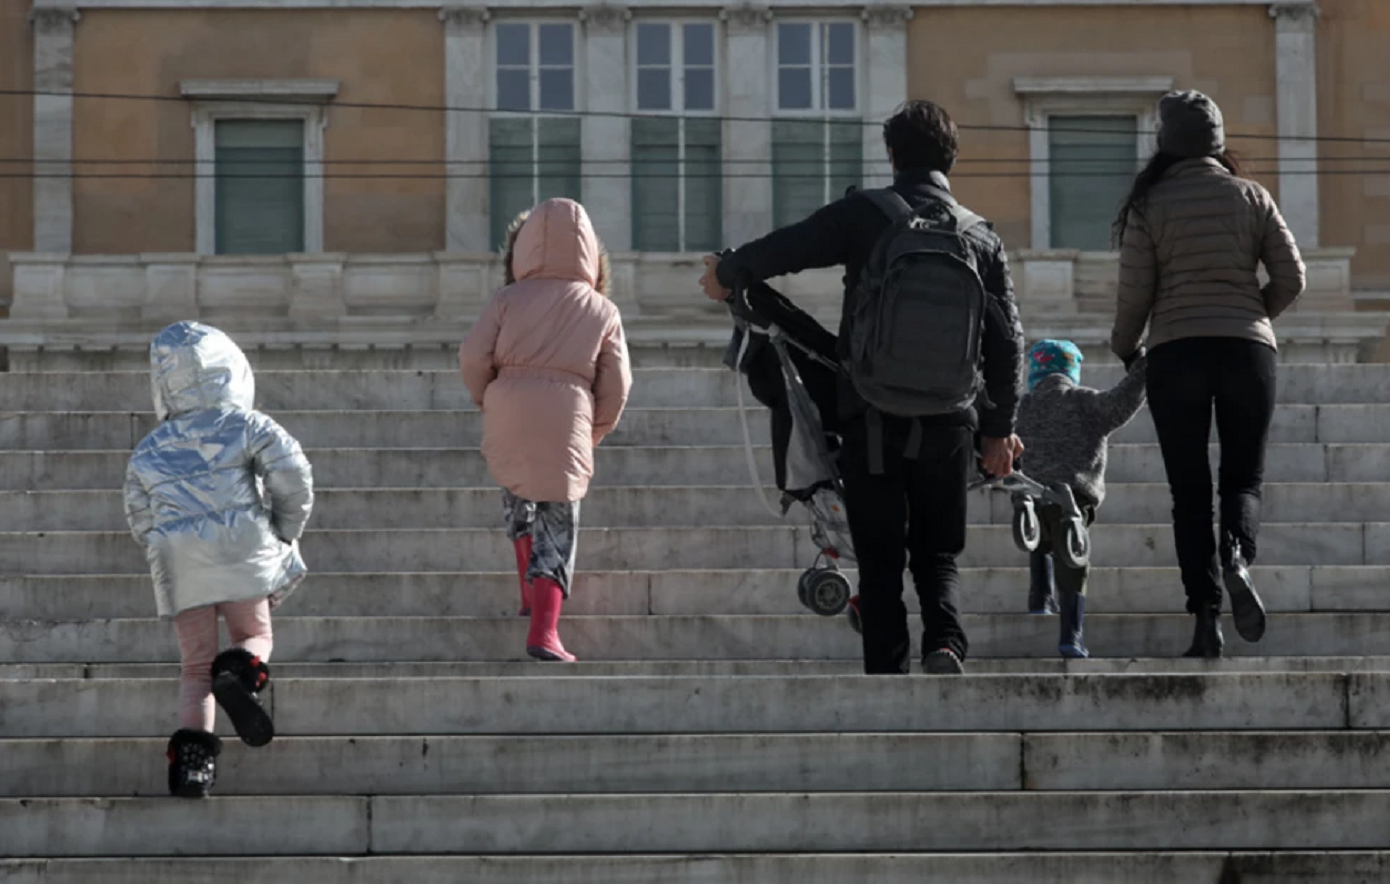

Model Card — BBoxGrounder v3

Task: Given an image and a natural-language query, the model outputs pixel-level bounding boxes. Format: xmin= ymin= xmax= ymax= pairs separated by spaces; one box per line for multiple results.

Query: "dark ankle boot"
xmin=1183 ymin=605 xmax=1224 ymax=659
xmin=1221 ymin=533 xmax=1266 ymax=643
xmin=1028 ymin=552 xmax=1058 ymax=614
xmin=211 ymin=648 xmax=275 ymax=747
xmin=167 ymin=728 xmax=221 ymax=799
xmin=1057 ymin=590 xmax=1089 ymax=658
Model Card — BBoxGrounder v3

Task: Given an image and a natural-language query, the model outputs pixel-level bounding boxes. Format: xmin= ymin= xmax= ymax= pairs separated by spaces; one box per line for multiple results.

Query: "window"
xmin=213 ymin=120 xmax=306 ymax=255
xmin=630 ymin=21 xmax=721 ymax=252
xmin=1048 ymin=115 xmax=1138 ymax=251
xmin=490 ymin=22 xmax=582 ymax=248
xmin=772 ymin=21 xmax=861 ymax=228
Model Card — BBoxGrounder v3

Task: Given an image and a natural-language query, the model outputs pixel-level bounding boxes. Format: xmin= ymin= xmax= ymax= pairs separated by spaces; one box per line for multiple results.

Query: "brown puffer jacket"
xmin=1111 ymin=157 xmax=1305 ymax=358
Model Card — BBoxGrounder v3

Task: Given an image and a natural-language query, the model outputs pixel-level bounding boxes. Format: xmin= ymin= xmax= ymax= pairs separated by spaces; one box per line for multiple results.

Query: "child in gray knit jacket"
xmin=1015 ymin=339 xmax=1148 ymax=658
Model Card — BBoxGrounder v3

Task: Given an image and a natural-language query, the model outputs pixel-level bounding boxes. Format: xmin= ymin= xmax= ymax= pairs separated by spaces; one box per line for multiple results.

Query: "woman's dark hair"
xmin=882 ymin=100 xmax=959 ymax=174
xmin=1112 ymin=149 xmax=1244 ymax=246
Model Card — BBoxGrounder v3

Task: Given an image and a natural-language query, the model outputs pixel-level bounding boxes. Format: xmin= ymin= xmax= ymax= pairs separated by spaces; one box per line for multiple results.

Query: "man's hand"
xmin=700 ymin=254 xmax=732 ymax=302
xmin=980 ymin=434 xmax=1024 ymax=478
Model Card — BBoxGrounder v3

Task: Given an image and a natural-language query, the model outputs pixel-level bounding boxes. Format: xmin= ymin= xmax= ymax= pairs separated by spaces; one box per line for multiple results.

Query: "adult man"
xmin=700 ymin=100 xmax=1025 ymax=674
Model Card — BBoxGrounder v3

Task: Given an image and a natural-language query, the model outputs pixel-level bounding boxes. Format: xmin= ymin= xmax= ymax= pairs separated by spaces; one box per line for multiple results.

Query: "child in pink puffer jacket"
xmin=460 ymin=198 xmax=632 ymax=662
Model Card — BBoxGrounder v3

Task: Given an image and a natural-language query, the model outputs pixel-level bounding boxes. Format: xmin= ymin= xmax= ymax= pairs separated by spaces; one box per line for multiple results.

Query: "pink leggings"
xmin=173 ymin=599 xmax=274 ymax=732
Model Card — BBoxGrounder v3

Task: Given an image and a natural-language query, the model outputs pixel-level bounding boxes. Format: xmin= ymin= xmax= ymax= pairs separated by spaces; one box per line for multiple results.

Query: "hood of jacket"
xmin=149 ymin=321 xmax=255 ymax=421
xmin=510 ymin=198 xmax=603 ymax=290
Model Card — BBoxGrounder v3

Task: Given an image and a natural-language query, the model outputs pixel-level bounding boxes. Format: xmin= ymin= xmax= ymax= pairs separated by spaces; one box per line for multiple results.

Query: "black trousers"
xmin=839 ymin=419 xmax=971 ymax=673
xmin=1146 ymin=337 xmax=1277 ymax=613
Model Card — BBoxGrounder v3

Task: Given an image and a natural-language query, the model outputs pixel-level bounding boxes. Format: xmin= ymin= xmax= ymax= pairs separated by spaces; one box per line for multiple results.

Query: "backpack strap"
xmin=862 ymin=188 xmax=915 ymax=226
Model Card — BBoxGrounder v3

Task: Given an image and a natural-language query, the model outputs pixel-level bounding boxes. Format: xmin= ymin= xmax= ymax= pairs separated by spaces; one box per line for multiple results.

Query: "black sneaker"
xmin=1221 ymin=534 xmax=1267 ymax=643
xmin=167 ymin=728 xmax=221 ymax=799
xmin=210 ymin=648 xmax=275 ymax=748
xmin=923 ymin=648 xmax=965 ymax=674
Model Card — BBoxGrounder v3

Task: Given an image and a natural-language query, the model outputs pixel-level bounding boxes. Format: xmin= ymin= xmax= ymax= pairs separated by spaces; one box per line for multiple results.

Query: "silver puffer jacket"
xmin=124 ymin=322 xmax=314 ymax=619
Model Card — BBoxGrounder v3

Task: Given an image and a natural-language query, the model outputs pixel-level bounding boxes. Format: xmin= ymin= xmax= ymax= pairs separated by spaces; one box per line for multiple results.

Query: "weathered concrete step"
xmin=5 ymin=442 xmax=1389 ymax=491
xmin=0 ymin=672 xmax=1355 ymax=738
xmin=0 ymin=733 xmax=1022 ymax=797
xmin=7 ymin=404 xmax=1390 ymax=450
xmin=2 ymin=522 xmax=1384 ymax=575
xmin=9 ymin=564 xmax=1380 ymax=621
xmin=4 ymin=613 xmax=1389 ymax=666
xmin=1 ymin=853 xmax=1382 ymax=884
xmin=13 ymin=483 xmax=1390 ymax=531
xmin=9 ymin=791 xmax=1390 ymax=855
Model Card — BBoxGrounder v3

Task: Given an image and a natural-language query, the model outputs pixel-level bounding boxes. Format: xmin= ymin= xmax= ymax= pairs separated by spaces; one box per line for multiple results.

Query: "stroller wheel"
xmin=1058 ymin=519 xmax=1091 ymax=570
xmin=796 ymin=570 xmax=813 ymax=608
xmin=803 ymin=569 xmax=851 ymax=617
xmin=1011 ymin=496 xmax=1041 ymax=553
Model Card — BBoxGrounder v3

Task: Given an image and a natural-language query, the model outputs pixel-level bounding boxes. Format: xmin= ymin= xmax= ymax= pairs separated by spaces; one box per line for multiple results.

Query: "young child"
xmin=124 ymin=321 xmax=314 ymax=798
xmin=1015 ymin=339 xmax=1147 ymax=658
xmin=460 ymin=198 xmax=632 ymax=663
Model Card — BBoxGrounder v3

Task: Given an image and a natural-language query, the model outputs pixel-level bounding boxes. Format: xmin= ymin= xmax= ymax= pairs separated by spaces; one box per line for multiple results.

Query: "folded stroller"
xmin=723 ymin=278 xmax=856 ymax=617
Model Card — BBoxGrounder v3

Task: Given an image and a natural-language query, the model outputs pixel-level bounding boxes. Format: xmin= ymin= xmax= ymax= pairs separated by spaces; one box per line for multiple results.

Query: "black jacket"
xmin=716 ymin=168 xmax=1026 ymax=438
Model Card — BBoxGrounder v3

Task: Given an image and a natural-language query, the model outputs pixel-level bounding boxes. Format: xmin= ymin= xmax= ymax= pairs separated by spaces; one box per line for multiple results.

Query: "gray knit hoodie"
xmin=1015 ymin=356 xmax=1148 ymax=509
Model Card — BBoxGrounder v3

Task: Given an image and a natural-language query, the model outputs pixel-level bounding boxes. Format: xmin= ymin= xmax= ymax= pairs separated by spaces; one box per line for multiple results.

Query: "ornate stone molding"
xmin=438 ymin=5 xmax=489 ymax=28
xmin=28 ymin=7 xmax=80 ymax=31
xmin=1269 ymin=2 xmax=1320 ymax=26
xmin=861 ymin=6 xmax=912 ymax=29
xmin=720 ymin=5 xmax=773 ymax=30
xmin=579 ymin=5 xmax=631 ymax=34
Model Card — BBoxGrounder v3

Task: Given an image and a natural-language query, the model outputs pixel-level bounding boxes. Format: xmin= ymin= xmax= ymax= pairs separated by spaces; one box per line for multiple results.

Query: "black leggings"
xmin=1146 ymin=337 xmax=1277 ymax=613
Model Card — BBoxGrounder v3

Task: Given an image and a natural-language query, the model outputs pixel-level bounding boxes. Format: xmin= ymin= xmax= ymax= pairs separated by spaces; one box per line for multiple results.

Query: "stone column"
xmin=30 ymin=7 xmax=79 ymax=254
xmin=580 ymin=6 xmax=631 ymax=252
xmin=860 ymin=7 xmax=912 ymax=190
xmin=440 ymin=6 xmax=491 ymax=253
xmin=721 ymin=6 xmax=773 ymax=247
xmin=1270 ymin=2 xmax=1320 ymax=248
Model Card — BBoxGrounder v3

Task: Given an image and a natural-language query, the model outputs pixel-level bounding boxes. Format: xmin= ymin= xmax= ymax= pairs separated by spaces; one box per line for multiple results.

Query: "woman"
xmin=1111 ymin=90 xmax=1305 ymax=658
xmin=460 ymin=199 xmax=632 ymax=662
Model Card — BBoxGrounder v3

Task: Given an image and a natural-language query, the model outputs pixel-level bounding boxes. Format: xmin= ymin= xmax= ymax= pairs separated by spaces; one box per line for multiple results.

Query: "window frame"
xmin=771 ymin=18 xmax=861 ymax=118
xmin=629 ymin=17 xmax=723 ymax=252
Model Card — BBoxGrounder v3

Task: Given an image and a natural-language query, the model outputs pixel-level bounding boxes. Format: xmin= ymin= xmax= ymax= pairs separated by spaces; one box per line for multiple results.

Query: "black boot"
xmin=1028 ymin=552 xmax=1058 ymax=614
xmin=1057 ymin=590 xmax=1089 ymax=658
xmin=1221 ymin=532 xmax=1267 ymax=643
xmin=1183 ymin=605 xmax=1224 ymax=659
xmin=211 ymin=648 xmax=275 ymax=748
xmin=167 ymin=728 xmax=221 ymax=799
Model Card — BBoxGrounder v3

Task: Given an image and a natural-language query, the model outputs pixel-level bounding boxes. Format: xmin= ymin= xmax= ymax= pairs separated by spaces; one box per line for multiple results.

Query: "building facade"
xmin=0 ymin=0 xmax=1386 ymax=358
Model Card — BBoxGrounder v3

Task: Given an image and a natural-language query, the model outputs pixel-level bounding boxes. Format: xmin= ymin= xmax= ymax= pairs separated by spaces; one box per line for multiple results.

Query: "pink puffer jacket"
xmin=459 ymin=198 xmax=632 ymax=503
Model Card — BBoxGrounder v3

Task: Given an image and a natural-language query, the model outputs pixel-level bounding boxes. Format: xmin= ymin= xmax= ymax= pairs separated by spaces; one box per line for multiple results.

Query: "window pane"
xmin=631 ymin=117 xmax=682 ymax=251
xmin=538 ymin=23 xmax=573 ymax=66
xmin=637 ymin=68 xmax=671 ymax=111
xmin=538 ymin=69 xmax=574 ymax=111
xmin=828 ymin=119 xmax=863 ymax=200
xmin=827 ymin=67 xmax=855 ymax=111
xmin=683 ymin=117 xmax=723 ymax=252
xmin=637 ymin=22 xmax=671 ymax=66
xmin=778 ymin=67 xmax=812 ymax=111
xmin=537 ymin=116 xmax=582 ymax=203
xmin=490 ymin=117 xmax=535 ymax=250
xmin=1048 ymin=115 xmax=1135 ymax=251
xmin=497 ymin=69 xmax=530 ymax=111
xmin=214 ymin=120 xmax=304 ymax=255
xmin=496 ymin=24 xmax=529 ymax=67
xmin=825 ymin=22 xmax=854 ymax=65
xmin=778 ymin=23 xmax=811 ymax=66
xmin=683 ymin=23 xmax=714 ymax=66
xmin=684 ymin=68 xmax=715 ymax=112
xmin=772 ymin=119 xmax=826 ymax=227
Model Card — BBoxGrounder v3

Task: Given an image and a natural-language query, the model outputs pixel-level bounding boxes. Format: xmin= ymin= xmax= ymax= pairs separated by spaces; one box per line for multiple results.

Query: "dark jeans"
xmin=839 ymin=420 xmax=971 ymax=673
xmin=1146 ymin=337 xmax=1277 ymax=613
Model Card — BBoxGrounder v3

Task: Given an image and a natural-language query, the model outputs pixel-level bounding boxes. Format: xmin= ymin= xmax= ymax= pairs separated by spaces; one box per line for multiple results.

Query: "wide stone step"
xmin=0 ymin=853 xmax=1382 ymax=884
xmin=5 ymin=364 xmax=1387 ymax=412
xmin=0 ymin=523 xmax=1383 ymax=575
xmin=5 ymin=404 xmax=1388 ymax=450
xmin=3 ymin=612 xmax=1388 ymax=665
xmin=10 ymin=483 xmax=1390 ymax=532
xmin=3 ymin=442 xmax=1388 ymax=491
xmin=0 ymin=673 xmax=1357 ymax=737
xmin=8 ymin=791 xmax=1390 ymax=855
xmin=7 ymin=564 xmax=1379 ymax=621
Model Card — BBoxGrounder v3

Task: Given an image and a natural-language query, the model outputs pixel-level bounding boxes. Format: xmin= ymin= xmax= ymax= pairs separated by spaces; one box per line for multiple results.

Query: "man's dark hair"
xmin=881 ymin=100 xmax=959 ymax=175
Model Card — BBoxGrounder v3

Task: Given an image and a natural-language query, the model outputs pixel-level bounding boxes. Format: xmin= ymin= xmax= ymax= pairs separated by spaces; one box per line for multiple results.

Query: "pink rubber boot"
xmin=513 ymin=537 xmax=534 ymax=616
xmin=526 ymin=577 xmax=577 ymax=662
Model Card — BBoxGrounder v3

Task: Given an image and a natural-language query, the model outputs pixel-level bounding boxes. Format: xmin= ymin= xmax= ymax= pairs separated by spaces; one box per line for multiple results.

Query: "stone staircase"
xmin=4 ymin=348 xmax=1390 ymax=881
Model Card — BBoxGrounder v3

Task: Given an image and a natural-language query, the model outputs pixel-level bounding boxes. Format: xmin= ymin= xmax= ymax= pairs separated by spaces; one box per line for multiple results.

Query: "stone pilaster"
xmin=720 ymin=6 xmax=773 ymax=247
xmin=30 ymin=7 xmax=79 ymax=254
xmin=1270 ymin=2 xmax=1321 ymax=248
xmin=440 ymin=6 xmax=491 ymax=253
xmin=861 ymin=6 xmax=912 ymax=189
xmin=580 ymin=6 xmax=632 ymax=251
